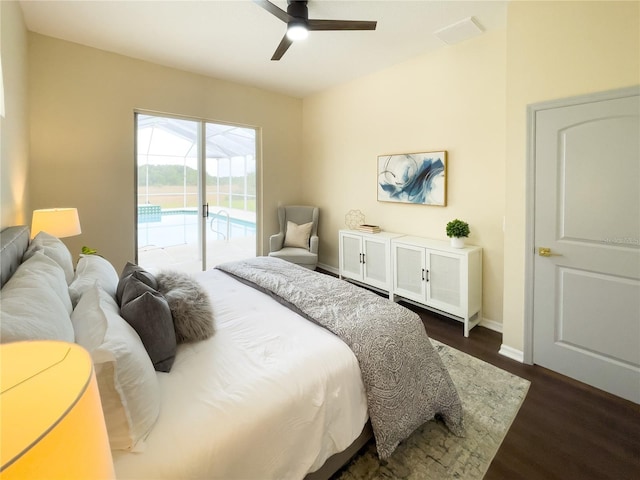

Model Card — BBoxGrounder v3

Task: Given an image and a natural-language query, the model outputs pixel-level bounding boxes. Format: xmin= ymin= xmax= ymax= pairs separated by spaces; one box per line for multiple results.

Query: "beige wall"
xmin=302 ymin=30 xmax=507 ymax=324
xmin=502 ymin=1 xmax=640 ymax=352
xmin=28 ymin=33 xmax=302 ymax=270
xmin=301 ymin=0 xmax=640 ymax=342
xmin=1 ymin=1 xmax=30 ymax=227
xmin=11 ymin=1 xmax=640 ymax=353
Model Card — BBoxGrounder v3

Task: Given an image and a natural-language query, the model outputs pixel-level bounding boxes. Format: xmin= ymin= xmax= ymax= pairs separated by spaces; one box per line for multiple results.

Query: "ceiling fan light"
xmin=287 ymin=23 xmax=308 ymax=41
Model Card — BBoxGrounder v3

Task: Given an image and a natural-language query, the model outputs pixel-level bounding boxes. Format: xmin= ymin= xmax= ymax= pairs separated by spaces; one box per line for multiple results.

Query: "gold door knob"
xmin=538 ymin=247 xmax=561 ymax=257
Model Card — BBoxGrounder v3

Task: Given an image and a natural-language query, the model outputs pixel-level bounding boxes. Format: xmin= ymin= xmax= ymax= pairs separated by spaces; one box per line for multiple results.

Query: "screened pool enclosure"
xmin=136 ymin=113 xmax=257 ymax=273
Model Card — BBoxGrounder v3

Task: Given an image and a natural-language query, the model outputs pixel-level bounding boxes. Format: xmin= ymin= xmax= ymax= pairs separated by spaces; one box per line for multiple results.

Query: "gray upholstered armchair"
xmin=268 ymin=205 xmax=319 ymax=270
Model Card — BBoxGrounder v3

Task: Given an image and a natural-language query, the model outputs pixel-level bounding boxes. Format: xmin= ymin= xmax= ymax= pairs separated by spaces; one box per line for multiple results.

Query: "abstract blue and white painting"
xmin=377 ymin=151 xmax=447 ymax=206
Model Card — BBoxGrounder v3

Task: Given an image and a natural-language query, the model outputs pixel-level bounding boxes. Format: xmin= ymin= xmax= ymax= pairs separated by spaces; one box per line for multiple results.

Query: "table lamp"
xmin=0 ymin=341 xmax=115 ymax=479
xmin=30 ymin=208 xmax=82 ymax=239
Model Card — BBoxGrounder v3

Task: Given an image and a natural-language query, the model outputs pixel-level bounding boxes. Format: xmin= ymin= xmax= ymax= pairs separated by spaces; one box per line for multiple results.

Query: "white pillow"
xmin=72 ymin=284 xmax=160 ymax=452
xmin=0 ymin=253 xmax=73 ymax=343
xmin=23 ymin=231 xmax=75 ymax=284
xmin=69 ymin=254 xmax=119 ymax=307
xmin=8 ymin=251 xmax=73 ymax=314
xmin=283 ymin=221 xmax=313 ymax=249
xmin=71 ymin=283 xmax=109 ymax=352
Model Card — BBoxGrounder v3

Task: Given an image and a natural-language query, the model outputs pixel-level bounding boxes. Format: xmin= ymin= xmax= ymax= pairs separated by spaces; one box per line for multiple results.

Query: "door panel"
xmin=393 ymin=244 xmax=425 ymax=301
xmin=557 ymin=268 xmax=640 ymax=366
xmin=363 ymin=239 xmax=386 ymax=286
xmin=428 ymin=252 xmax=462 ymax=315
xmin=136 ymin=114 xmax=202 ymax=269
xmin=532 ymin=90 xmax=640 ymax=403
xmin=204 ymin=123 xmax=256 ymax=269
xmin=340 ymin=234 xmax=362 ymax=280
xmin=561 ymin=116 xmax=640 ymax=245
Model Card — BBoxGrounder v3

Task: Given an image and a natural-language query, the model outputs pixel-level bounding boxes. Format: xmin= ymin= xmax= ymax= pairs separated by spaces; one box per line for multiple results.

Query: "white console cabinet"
xmin=338 ymin=230 xmax=403 ymax=295
xmin=391 ymin=236 xmax=482 ymax=337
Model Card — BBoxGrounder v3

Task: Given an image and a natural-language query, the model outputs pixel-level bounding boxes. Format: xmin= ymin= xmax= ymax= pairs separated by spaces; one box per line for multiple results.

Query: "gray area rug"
xmin=335 ymin=340 xmax=530 ymax=480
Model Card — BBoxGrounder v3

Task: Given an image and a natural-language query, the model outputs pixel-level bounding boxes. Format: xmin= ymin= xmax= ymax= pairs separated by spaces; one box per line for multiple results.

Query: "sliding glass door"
xmin=204 ymin=123 xmax=257 ymax=268
xmin=135 ymin=113 xmax=257 ymax=272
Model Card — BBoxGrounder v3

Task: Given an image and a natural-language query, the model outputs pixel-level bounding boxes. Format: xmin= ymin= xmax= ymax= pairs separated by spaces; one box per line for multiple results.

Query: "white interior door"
xmin=532 ymin=88 xmax=640 ymax=403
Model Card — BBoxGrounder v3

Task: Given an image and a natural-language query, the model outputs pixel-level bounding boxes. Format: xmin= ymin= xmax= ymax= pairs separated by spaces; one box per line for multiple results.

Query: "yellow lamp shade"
xmin=0 ymin=341 xmax=114 ymax=479
xmin=31 ymin=208 xmax=82 ymax=239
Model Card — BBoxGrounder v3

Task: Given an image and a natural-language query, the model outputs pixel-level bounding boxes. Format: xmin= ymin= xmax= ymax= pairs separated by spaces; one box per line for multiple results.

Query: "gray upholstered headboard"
xmin=0 ymin=226 xmax=30 ymax=288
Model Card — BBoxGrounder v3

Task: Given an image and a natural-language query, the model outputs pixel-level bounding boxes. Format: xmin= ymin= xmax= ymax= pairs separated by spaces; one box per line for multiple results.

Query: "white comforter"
xmin=112 ymin=269 xmax=368 ymax=479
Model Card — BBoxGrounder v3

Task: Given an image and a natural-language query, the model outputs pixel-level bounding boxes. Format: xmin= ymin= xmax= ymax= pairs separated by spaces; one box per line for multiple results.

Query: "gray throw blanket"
xmin=216 ymin=257 xmax=464 ymax=459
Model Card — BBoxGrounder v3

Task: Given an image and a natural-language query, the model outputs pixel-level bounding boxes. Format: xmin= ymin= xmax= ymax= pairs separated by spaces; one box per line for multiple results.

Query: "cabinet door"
xmin=426 ymin=251 xmax=464 ymax=317
xmin=393 ymin=243 xmax=426 ymax=302
xmin=362 ymin=238 xmax=389 ymax=290
xmin=340 ymin=233 xmax=363 ymax=280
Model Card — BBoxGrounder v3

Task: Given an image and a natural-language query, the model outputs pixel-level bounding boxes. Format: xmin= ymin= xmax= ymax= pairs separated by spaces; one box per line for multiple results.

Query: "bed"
xmin=0 ymin=225 xmax=463 ymax=479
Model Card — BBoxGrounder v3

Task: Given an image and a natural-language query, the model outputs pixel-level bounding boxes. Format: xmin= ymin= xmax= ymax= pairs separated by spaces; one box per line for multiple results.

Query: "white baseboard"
xmin=479 ymin=317 xmax=502 ymax=333
xmin=317 ymin=263 xmax=338 ymax=275
xmin=499 ymin=344 xmax=524 ymax=363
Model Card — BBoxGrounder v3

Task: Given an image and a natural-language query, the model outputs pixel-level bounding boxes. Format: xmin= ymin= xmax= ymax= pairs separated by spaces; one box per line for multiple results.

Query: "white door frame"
xmin=523 ymin=85 xmax=640 ymax=365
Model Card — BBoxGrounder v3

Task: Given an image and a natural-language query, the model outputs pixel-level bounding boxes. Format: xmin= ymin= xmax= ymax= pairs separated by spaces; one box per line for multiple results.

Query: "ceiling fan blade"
xmin=271 ymin=34 xmax=294 ymax=61
xmin=308 ymin=19 xmax=377 ymax=31
xmin=254 ymin=0 xmax=291 ymax=23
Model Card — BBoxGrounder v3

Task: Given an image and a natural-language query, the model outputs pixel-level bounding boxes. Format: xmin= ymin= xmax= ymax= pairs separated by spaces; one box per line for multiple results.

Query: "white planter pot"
xmin=450 ymin=237 xmax=465 ymax=249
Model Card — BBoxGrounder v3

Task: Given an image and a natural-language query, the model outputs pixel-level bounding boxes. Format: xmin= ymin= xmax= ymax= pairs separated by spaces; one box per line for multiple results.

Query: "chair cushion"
xmin=283 ymin=221 xmax=313 ymax=249
xmin=269 ymin=247 xmax=317 ymax=265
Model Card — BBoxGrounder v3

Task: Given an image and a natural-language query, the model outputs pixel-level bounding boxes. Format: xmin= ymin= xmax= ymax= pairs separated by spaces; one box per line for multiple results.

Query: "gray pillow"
xmin=156 ymin=270 xmax=214 ymax=344
xmin=120 ymin=276 xmax=176 ymax=372
xmin=116 ymin=262 xmax=157 ymax=305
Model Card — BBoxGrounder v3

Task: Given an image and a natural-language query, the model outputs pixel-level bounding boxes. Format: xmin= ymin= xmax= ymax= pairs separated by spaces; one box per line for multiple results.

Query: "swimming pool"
xmin=138 ymin=209 xmax=256 ymax=248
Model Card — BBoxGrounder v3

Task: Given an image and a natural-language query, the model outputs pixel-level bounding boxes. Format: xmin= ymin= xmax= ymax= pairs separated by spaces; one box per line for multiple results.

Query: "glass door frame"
xmin=134 ymin=110 xmax=261 ymax=271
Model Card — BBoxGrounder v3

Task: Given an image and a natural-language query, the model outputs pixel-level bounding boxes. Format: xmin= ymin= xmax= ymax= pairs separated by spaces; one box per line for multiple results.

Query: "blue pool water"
xmin=138 ymin=210 xmax=256 ymax=248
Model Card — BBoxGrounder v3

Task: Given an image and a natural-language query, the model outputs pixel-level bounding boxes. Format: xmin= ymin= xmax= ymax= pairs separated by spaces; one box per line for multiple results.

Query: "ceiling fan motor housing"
xmin=256 ymin=0 xmax=377 ymax=60
xmin=287 ymin=0 xmax=309 ymax=23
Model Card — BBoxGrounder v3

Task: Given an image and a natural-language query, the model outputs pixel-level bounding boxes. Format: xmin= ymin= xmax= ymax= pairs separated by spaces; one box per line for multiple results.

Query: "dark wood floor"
xmin=410 ymin=304 xmax=640 ymax=480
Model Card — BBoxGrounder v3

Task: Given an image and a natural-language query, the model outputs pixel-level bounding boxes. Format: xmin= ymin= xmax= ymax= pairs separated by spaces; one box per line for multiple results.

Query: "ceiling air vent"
xmin=433 ymin=16 xmax=484 ymax=45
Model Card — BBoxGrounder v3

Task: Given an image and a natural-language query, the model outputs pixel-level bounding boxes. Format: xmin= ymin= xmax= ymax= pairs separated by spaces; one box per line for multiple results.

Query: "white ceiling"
xmin=19 ymin=0 xmax=508 ymax=98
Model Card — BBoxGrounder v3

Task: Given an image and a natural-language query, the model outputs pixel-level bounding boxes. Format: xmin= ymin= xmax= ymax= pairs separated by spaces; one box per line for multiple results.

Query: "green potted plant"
xmin=446 ymin=219 xmax=470 ymax=248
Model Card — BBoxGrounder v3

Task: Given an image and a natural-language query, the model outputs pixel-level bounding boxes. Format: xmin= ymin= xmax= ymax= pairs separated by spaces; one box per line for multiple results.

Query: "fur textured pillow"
xmin=155 ymin=271 xmax=214 ymax=343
